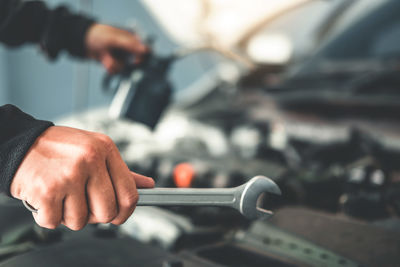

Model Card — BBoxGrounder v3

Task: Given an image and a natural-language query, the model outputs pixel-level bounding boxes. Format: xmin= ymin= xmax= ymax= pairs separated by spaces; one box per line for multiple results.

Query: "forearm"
xmin=0 ymin=0 xmax=95 ymax=58
xmin=0 ymin=105 xmax=53 ymax=195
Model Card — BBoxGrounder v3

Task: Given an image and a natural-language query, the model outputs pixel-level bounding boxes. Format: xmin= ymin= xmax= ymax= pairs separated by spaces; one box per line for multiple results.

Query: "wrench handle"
xmin=137 ymin=188 xmax=237 ymax=207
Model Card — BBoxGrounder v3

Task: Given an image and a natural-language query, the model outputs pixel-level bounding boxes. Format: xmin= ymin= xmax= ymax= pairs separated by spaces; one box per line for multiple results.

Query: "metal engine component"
xmin=105 ymin=49 xmax=174 ymax=129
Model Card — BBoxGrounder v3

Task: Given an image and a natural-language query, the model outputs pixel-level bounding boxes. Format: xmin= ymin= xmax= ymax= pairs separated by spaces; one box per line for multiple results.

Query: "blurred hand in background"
xmin=85 ymin=24 xmax=149 ymax=73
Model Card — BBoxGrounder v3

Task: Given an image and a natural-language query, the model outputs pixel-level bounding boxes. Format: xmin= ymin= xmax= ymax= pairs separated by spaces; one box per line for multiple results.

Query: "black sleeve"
xmin=0 ymin=105 xmax=53 ymax=196
xmin=0 ymin=0 xmax=95 ymax=58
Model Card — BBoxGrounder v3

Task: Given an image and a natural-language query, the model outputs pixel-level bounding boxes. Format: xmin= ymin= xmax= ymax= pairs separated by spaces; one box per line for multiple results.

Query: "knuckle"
xmin=82 ymin=144 xmax=100 ymax=164
xmin=96 ymin=210 xmax=117 ymax=223
xmin=63 ymin=210 xmax=88 ymax=231
xmin=97 ymin=133 xmax=113 ymax=146
xmin=120 ymin=193 xmax=139 ymax=209
xmin=39 ymin=183 xmax=58 ymax=197
xmin=42 ymin=223 xmax=58 ymax=230
xmin=67 ymin=222 xmax=86 ymax=231
xmin=61 ymin=165 xmax=82 ymax=184
xmin=111 ymin=217 xmax=128 ymax=226
xmin=38 ymin=219 xmax=59 ymax=230
xmin=96 ymin=134 xmax=115 ymax=152
xmin=77 ymin=134 xmax=114 ymax=164
xmin=71 ymin=143 xmax=101 ymax=170
xmin=61 ymin=166 xmax=74 ymax=180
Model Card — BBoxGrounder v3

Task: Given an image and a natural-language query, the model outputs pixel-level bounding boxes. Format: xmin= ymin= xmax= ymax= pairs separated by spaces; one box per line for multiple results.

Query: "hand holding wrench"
xmin=23 ymin=175 xmax=280 ymax=220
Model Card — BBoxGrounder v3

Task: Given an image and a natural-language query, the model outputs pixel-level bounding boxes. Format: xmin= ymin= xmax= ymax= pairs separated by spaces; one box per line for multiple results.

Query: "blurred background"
xmin=0 ymin=0 xmax=344 ymax=120
xmin=1 ymin=1 xmax=400 ymax=267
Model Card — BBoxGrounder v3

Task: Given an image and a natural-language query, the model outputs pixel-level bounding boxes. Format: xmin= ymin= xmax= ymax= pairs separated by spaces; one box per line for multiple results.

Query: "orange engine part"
xmin=173 ymin=162 xmax=195 ymax=188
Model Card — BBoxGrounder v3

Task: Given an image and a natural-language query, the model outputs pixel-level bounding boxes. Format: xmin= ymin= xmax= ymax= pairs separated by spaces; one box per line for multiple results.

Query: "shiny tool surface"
xmin=137 ymin=175 xmax=281 ymax=220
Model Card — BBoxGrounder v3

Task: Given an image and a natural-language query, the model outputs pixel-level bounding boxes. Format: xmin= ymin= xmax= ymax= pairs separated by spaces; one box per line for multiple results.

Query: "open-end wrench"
xmin=23 ymin=175 xmax=280 ymax=220
xmin=137 ymin=175 xmax=280 ymax=220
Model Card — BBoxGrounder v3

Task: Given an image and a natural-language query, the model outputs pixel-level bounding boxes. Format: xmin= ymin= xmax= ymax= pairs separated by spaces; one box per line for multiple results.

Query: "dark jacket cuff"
xmin=0 ymin=105 xmax=53 ymax=196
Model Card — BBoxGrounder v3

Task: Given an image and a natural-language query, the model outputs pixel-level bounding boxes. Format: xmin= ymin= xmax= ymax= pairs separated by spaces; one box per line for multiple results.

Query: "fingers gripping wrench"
xmin=23 ymin=176 xmax=281 ymax=220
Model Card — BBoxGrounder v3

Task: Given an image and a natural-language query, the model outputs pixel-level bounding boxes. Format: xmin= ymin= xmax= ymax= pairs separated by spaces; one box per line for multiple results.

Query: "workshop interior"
xmin=0 ymin=0 xmax=400 ymax=266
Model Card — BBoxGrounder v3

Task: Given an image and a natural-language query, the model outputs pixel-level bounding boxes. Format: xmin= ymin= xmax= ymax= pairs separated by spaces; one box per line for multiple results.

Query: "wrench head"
xmin=238 ymin=176 xmax=281 ymax=220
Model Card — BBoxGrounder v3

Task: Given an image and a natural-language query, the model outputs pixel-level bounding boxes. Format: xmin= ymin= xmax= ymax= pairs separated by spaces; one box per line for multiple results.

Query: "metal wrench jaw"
xmin=236 ymin=176 xmax=281 ymax=220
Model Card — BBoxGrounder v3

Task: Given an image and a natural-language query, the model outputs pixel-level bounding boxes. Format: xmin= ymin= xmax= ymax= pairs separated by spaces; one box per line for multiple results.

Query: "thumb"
xmin=130 ymin=171 xmax=155 ymax=188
